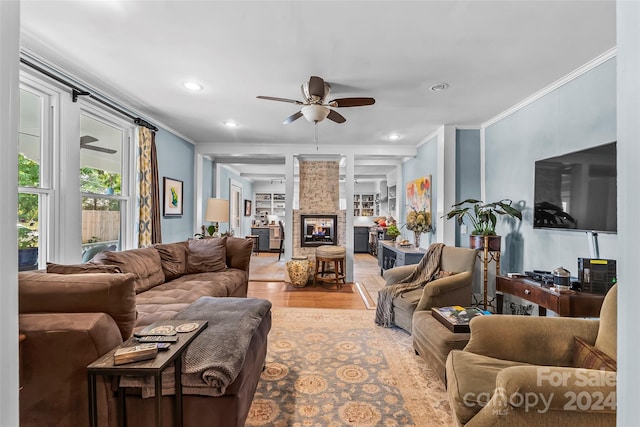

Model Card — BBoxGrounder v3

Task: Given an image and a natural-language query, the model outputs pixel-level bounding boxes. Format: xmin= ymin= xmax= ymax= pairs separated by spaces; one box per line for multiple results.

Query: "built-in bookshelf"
xmin=354 ymin=193 xmax=376 ymax=216
xmin=255 ymin=192 xmax=286 ymax=217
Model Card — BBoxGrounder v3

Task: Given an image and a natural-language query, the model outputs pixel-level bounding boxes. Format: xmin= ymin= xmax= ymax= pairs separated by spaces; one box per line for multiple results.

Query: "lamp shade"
xmin=204 ymin=198 xmax=229 ymax=222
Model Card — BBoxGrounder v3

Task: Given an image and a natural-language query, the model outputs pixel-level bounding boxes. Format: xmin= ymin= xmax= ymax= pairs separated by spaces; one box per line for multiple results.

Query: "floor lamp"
xmin=203 ymin=198 xmax=229 ymax=237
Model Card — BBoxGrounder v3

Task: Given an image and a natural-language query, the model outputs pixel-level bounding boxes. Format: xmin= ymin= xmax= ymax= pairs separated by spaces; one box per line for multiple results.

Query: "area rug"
xmin=245 ymin=307 xmax=453 ymax=426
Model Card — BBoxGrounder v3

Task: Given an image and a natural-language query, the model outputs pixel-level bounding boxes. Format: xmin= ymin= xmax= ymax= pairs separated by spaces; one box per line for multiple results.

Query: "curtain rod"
xmin=20 ymin=57 xmax=158 ymax=132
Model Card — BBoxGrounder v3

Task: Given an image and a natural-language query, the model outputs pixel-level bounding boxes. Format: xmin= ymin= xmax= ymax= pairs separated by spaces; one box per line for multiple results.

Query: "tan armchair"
xmin=446 ymin=284 xmax=617 ymax=427
xmin=382 ymin=245 xmax=477 ymax=332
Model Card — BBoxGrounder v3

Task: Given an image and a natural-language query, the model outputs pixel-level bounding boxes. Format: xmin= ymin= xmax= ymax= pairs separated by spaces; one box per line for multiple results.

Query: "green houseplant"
xmin=445 ymin=199 xmax=522 ymax=250
xmin=385 ymin=223 xmax=401 ymax=240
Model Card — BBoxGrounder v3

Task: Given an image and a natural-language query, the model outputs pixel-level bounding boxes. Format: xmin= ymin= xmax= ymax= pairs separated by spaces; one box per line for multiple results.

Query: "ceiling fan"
xmin=80 ymin=135 xmax=117 ymax=154
xmin=257 ymin=75 xmax=375 ymax=125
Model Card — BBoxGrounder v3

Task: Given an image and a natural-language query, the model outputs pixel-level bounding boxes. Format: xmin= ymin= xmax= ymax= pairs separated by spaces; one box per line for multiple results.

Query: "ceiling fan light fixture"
xmin=301 ymin=105 xmax=330 ymax=123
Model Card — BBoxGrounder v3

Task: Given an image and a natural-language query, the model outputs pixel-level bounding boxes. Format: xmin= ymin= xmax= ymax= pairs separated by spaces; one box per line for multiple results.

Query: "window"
xmin=18 ymin=85 xmax=53 ymax=271
xmin=80 ymin=112 xmax=132 ymax=259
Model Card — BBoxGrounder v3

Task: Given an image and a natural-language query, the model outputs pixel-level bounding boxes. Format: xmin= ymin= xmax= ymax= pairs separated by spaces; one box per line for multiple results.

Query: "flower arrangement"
xmin=385 ymin=223 xmax=401 ymax=240
xmin=405 ymin=207 xmax=432 ymax=234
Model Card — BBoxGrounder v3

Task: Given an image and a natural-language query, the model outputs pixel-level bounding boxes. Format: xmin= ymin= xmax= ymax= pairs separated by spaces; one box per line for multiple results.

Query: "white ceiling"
xmin=19 ymin=0 xmax=616 ymax=182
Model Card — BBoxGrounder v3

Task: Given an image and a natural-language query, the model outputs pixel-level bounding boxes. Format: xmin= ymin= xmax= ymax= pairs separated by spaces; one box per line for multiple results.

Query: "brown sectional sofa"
xmin=18 ymin=236 xmax=270 ymax=427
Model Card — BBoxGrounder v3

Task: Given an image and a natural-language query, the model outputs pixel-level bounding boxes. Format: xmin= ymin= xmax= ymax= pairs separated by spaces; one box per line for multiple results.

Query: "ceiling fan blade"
xmin=329 ymin=97 xmax=376 ymax=108
xmin=80 ymin=135 xmax=99 ymax=145
xmin=283 ymin=111 xmax=303 ymax=125
xmin=308 ymin=76 xmax=326 ymax=99
xmin=327 ymin=109 xmax=346 ymax=124
xmin=81 ymin=144 xmax=117 ymax=154
xmin=257 ymin=96 xmax=303 ymax=105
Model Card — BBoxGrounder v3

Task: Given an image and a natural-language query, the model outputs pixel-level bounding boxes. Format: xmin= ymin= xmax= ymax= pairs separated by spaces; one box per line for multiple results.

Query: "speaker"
xmin=578 ymin=258 xmax=616 ymax=294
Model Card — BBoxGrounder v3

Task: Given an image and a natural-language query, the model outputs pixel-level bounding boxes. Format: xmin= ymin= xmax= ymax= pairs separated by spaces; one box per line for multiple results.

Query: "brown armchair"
xmin=381 ymin=245 xmax=477 ymax=333
xmin=445 ymin=284 xmax=617 ymax=426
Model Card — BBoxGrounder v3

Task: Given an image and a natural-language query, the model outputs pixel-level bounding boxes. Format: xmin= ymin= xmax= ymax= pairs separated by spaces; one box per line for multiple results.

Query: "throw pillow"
xmin=186 ymin=237 xmax=227 ymax=274
xmin=573 ymin=336 xmax=617 ymax=371
xmin=46 ymin=262 xmax=123 ymax=274
xmin=154 ymin=242 xmax=188 ymax=280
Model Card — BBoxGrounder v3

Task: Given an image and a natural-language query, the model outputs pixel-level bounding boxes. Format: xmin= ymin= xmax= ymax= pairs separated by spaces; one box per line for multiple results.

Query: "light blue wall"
xmin=218 ymin=166 xmax=254 ymax=236
xmin=485 ymin=58 xmax=616 ymax=274
xmin=155 ymin=128 xmax=195 ymax=243
xmin=401 ymin=135 xmax=438 ymax=247
xmin=455 ymin=129 xmax=481 ymax=247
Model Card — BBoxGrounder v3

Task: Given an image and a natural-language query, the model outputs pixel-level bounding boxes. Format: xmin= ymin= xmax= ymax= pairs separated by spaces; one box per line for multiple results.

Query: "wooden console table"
xmin=496 ymin=276 xmax=605 ymax=317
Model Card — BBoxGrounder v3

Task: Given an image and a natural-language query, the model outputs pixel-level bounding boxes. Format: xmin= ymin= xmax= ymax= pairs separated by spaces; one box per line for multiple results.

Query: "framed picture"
xmin=163 ymin=177 xmax=183 ymax=216
xmin=244 ymin=199 xmax=252 ymax=216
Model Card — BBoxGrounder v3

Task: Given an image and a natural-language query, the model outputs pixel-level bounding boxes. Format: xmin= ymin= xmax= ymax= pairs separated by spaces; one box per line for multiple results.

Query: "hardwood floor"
xmin=247 ymin=252 xmax=384 ymax=310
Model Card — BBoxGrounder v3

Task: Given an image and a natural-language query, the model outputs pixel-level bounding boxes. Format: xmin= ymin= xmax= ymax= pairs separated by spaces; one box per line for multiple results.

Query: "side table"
xmin=87 ymin=320 xmax=208 ymax=427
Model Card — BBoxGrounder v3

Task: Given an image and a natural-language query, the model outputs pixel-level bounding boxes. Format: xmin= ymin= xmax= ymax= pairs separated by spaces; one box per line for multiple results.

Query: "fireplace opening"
xmin=300 ymin=215 xmax=337 ymax=247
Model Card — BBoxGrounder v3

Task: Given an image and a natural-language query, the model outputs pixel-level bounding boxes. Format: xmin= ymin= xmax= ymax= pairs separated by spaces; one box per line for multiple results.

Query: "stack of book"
xmin=432 ymin=306 xmax=490 ymax=333
xmin=113 ymin=343 xmax=158 ymax=365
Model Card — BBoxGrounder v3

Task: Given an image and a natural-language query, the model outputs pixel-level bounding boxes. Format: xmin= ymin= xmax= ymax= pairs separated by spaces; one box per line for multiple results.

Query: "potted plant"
xmin=18 ymin=224 xmax=39 ymax=271
xmin=385 ymin=223 xmax=401 ymax=241
xmin=445 ymin=198 xmax=522 ymax=251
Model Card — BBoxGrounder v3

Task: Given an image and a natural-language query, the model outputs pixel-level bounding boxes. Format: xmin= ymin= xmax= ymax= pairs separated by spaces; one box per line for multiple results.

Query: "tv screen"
xmin=534 ymin=142 xmax=617 ymax=233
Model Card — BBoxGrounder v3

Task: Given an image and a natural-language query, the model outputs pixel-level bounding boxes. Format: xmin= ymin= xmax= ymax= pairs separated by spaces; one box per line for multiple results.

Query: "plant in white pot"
xmin=445 ymin=199 xmax=522 ymax=251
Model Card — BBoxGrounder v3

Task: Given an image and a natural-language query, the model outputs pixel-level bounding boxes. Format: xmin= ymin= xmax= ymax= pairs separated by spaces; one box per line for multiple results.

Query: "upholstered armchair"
xmin=445 ymin=284 xmax=617 ymax=427
xmin=381 ymin=245 xmax=477 ymax=332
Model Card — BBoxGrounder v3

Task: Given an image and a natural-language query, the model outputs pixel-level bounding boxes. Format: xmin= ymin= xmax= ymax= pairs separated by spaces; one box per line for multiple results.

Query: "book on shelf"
xmin=113 ymin=343 xmax=158 ymax=365
xmin=432 ymin=306 xmax=491 ymax=333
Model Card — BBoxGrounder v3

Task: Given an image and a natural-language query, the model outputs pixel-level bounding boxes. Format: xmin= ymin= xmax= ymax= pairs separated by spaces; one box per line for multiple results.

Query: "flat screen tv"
xmin=533 ymin=142 xmax=617 ymax=233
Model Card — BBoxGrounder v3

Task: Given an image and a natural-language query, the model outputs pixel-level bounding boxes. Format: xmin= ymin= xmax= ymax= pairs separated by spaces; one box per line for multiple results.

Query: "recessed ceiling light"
xmin=181 ymin=81 xmax=203 ymax=91
xmin=430 ymin=83 xmax=449 ymax=92
xmin=224 ymin=121 xmax=239 ymax=128
xmin=388 ymin=134 xmax=401 ymax=141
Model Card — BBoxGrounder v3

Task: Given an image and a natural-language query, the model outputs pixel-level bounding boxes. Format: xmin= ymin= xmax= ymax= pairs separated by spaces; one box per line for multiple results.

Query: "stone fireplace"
xmin=293 ymin=160 xmax=346 ymax=260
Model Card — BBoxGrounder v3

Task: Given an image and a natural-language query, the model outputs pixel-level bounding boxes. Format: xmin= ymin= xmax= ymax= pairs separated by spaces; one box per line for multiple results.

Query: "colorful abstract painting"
xmin=163 ymin=177 xmax=183 ymax=216
xmin=406 ymin=175 xmax=431 ymax=211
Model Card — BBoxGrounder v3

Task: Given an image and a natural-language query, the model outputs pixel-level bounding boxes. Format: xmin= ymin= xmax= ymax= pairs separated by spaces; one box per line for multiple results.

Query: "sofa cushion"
xmin=92 ymin=247 xmax=165 ymax=294
xmin=154 ymin=241 xmax=188 ymax=280
xmin=134 ymin=270 xmax=246 ymax=328
xmin=573 ymin=336 xmax=617 ymax=371
xmin=445 ymin=350 xmax=528 ymax=425
xmin=186 ymin=237 xmax=227 ymax=274
xmin=46 ymin=262 xmax=122 ymax=274
xmin=18 ymin=271 xmax=137 ymax=340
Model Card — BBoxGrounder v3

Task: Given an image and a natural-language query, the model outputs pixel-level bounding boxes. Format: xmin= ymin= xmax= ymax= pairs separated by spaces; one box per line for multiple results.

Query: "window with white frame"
xmin=17 ymin=69 xmax=137 ymax=268
xmin=17 ymin=83 xmax=54 ymax=271
xmin=79 ymin=108 xmax=134 ymax=260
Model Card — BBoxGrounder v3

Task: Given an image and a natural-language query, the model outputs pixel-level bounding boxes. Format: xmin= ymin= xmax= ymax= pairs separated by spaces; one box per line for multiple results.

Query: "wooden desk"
xmin=496 ymin=276 xmax=605 ymax=317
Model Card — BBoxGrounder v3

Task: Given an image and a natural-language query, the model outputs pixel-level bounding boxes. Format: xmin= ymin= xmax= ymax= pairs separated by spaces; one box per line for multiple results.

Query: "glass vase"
xmin=414 ymin=231 xmax=421 ymax=248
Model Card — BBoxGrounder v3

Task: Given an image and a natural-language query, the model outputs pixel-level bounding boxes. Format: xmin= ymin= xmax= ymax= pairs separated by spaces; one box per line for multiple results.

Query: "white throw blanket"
xmin=120 ymin=297 xmax=272 ymax=397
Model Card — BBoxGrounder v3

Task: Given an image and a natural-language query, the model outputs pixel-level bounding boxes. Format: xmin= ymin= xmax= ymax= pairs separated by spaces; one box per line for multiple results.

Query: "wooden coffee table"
xmin=87 ymin=320 xmax=207 ymax=427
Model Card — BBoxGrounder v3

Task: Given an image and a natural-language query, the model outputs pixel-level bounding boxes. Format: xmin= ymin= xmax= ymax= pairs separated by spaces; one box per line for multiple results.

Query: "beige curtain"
xmin=138 ymin=126 xmax=162 ymax=247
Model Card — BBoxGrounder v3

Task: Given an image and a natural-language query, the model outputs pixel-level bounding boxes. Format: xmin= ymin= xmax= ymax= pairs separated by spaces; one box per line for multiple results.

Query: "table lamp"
xmin=203 ymin=198 xmax=229 ymax=237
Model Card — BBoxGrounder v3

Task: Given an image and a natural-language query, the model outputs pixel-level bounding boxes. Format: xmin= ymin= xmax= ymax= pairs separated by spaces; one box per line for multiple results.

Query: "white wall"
xmin=616 ymin=1 xmax=640 ymax=424
xmin=1 ymin=2 xmax=20 ymax=425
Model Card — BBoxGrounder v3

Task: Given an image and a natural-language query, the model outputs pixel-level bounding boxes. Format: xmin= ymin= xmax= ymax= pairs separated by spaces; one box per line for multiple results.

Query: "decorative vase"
xmin=414 ymin=231 xmax=421 ymax=248
xmin=286 ymin=256 xmax=313 ymax=288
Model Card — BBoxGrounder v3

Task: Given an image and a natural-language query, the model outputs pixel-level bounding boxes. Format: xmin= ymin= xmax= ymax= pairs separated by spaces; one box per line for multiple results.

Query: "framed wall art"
xmin=244 ymin=199 xmax=252 ymax=216
xmin=163 ymin=177 xmax=183 ymax=216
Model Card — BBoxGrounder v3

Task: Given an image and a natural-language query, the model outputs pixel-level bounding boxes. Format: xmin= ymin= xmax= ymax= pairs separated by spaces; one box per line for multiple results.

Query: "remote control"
xmin=156 ymin=342 xmax=172 ymax=351
xmin=137 ymin=335 xmax=178 ymax=343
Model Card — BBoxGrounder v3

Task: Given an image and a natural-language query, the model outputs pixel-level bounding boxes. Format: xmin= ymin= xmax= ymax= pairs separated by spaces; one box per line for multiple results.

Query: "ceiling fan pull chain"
xmin=315 ymin=122 xmax=319 ymax=150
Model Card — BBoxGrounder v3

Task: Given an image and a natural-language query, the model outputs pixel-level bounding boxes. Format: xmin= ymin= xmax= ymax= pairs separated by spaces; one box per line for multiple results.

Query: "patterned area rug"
xmin=246 ymin=307 xmax=453 ymax=426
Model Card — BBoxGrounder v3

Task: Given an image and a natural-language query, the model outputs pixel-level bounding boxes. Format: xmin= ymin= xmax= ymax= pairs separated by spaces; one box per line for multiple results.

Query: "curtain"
xmin=138 ymin=126 xmax=162 ymax=247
